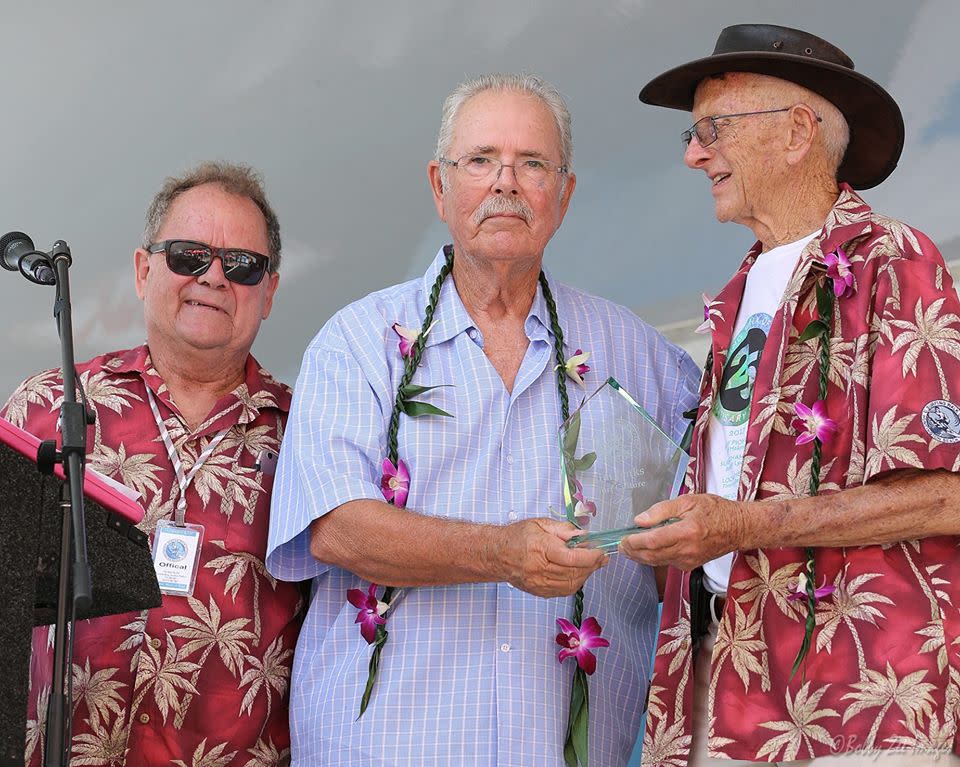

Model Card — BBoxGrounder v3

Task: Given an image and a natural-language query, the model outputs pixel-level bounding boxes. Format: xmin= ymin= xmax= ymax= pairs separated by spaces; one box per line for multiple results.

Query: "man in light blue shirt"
xmin=267 ymin=73 xmax=699 ymax=766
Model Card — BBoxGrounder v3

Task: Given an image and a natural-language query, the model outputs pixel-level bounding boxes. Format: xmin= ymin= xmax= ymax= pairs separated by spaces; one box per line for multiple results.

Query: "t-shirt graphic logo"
xmin=714 ymin=313 xmax=772 ymax=426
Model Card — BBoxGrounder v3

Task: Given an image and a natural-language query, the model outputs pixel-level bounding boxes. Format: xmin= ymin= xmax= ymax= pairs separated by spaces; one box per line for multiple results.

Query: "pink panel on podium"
xmin=0 ymin=417 xmax=144 ymax=524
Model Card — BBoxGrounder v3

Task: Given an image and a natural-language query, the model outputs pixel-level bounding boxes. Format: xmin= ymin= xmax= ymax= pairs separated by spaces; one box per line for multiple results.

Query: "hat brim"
xmin=639 ymin=52 xmax=904 ymax=189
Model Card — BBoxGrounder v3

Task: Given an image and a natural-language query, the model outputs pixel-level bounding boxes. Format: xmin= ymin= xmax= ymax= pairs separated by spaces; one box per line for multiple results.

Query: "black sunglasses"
xmin=148 ymin=240 xmax=271 ymax=286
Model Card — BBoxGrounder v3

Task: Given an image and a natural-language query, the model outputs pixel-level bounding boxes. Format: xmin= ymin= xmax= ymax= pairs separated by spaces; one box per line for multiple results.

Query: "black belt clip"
xmin=690 ymin=567 xmax=713 ymax=649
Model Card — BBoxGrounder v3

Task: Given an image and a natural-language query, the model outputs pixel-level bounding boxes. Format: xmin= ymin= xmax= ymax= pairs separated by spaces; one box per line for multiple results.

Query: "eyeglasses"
xmin=147 ymin=240 xmax=271 ymax=286
xmin=682 ymin=107 xmax=820 ymax=148
xmin=439 ymin=154 xmax=568 ymax=185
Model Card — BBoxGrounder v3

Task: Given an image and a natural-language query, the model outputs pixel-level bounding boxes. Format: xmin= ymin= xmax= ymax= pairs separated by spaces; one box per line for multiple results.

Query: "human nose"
xmin=492 ymin=162 xmax=521 ymax=195
xmin=684 ymin=134 xmax=712 ymax=170
xmin=198 ymin=253 xmax=228 ymax=288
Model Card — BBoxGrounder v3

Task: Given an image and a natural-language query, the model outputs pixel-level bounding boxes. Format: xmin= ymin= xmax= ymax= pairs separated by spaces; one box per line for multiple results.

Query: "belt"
xmin=707 ymin=592 xmax=726 ymax=624
xmin=690 ymin=568 xmax=726 ymax=644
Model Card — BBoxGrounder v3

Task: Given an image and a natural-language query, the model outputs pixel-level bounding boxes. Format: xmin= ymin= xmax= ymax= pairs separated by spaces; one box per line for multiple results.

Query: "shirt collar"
xmin=813 ymin=183 xmax=875 ymax=263
xmin=421 ymin=246 xmax=555 ymax=349
xmin=737 ymin=184 xmax=876 ymax=277
xmin=525 ymin=268 xmax=554 ymax=344
xmin=105 ymin=344 xmax=151 ymax=377
xmin=111 ymin=344 xmax=291 ymax=427
xmin=420 ymin=247 xmax=474 ymax=348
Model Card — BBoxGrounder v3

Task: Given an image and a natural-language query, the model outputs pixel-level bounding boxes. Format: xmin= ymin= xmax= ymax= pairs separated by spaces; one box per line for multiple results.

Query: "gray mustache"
xmin=474 ymin=195 xmax=533 ymax=224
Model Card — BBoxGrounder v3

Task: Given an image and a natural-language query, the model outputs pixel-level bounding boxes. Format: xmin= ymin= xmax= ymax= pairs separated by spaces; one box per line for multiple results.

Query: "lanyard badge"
xmin=152 ymin=520 xmax=205 ymax=596
xmin=146 ymin=387 xmax=229 ymax=597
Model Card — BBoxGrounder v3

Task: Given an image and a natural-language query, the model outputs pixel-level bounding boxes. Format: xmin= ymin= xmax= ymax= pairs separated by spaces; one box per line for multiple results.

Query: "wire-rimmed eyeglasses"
xmin=681 ymin=107 xmax=821 ymax=149
xmin=439 ymin=154 xmax=568 ymax=185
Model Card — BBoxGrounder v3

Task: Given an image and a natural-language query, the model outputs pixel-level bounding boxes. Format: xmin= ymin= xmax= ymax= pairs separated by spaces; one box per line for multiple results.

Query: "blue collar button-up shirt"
xmin=267 ymin=249 xmax=700 ymax=767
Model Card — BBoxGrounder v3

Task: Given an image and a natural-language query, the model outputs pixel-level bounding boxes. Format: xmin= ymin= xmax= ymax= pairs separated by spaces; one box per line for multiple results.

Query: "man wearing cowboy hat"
xmin=621 ymin=24 xmax=960 ymax=766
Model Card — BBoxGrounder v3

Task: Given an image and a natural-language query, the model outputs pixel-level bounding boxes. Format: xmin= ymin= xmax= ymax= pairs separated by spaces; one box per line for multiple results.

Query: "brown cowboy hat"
xmin=639 ymin=23 xmax=904 ymax=189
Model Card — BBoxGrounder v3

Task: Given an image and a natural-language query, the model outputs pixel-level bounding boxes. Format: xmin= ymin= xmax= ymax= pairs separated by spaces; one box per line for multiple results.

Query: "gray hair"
xmin=142 ymin=161 xmax=282 ymax=272
xmin=759 ymin=76 xmax=849 ymax=173
xmin=435 ymin=73 xmax=574 ymax=187
xmin=807 ymin=92 xmax=849 ymax=173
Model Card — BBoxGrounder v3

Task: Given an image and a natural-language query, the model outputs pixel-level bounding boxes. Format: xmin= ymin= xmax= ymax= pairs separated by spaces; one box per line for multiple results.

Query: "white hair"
xmin=807 ymin=91 xmax=850 ymax=173
xmin=763 ymin=77 xmax=849 ymax=173
xmin=435 ymin=73 xmax=573 ymax=189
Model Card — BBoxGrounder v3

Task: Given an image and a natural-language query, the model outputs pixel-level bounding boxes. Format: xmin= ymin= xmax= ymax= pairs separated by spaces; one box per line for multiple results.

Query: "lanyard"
xmin=146 ymin=387 xmax=230 ymax=525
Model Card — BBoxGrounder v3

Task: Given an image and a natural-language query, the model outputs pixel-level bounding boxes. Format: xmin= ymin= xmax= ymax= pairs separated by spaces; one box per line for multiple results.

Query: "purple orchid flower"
xmin=391 ymin=321 xmax=436 ymax=359
xmin=787 ymin=572 xmax=836 ymax=604
xmin=792 ymin=400 xmax=837 ymax=446
xmin=560 ymin=349 xmax=591 ymax=388
xmin=823 ymin=247 xmax=855 ymax=299
xmin=572 ymin=479 xmax=597 ymax=522
xmin=380 ymin=457 xmax=410 ymax=507
xmin=556 ymin=616 xmax=610 ymax=676
xmin=392 ymin=323 xmax=419 ymax=359
xmin=347 ymin=583 xmax=388 ymax=644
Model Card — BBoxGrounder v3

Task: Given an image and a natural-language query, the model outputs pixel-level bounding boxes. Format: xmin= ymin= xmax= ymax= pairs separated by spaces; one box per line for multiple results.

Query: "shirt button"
xmin=138 ymin=713 xmax=150 ymax=724
xmin=500 ymin=643 xmax=510 ymax=652
xmin=149 ymin=637 xmax=161 ymax=649
xmin=508 ymin=511 xmax=518 ymax=520
xmin=506 ymin=453 xmax=514 ymax=465
xmin=468 ymin=328 xmax=478 ymax=340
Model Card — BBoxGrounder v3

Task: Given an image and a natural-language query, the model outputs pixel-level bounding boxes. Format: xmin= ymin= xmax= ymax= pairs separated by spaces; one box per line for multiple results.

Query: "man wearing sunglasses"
xmin=2 ymin=162 xmax=304 ymax=766
xmin=622 ymin=24 xmax=960 ymax=766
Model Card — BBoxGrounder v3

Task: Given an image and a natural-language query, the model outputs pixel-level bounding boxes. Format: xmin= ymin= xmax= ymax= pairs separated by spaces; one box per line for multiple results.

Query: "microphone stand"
xmin=41 ymin=241 xmax=93 ymax=767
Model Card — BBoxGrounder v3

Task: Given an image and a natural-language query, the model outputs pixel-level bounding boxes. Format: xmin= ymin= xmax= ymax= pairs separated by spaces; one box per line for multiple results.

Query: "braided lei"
xmin=787 ymin=246 xmax=852 ymax=676
xmin=695 ymin=247 xmax=850 ymax=677
xmin=345 ymin=245 xmax=604 ymax=765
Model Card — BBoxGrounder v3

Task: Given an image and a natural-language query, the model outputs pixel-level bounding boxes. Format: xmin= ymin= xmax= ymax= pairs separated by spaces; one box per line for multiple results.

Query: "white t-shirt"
xmin=702 ymin=232 xmax=817 ymax=595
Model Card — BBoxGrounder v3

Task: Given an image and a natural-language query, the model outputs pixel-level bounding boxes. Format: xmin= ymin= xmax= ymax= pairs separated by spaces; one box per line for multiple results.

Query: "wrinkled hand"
xmin=619 ymin=493 xmax=747 ymax=571
xmin=496 ymin=518 xmax=608 ymax=597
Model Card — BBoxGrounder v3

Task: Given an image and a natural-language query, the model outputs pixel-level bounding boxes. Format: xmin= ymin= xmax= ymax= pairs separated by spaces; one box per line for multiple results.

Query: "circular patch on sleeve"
xmin=920 ymin=400 xmax=960 ymax=443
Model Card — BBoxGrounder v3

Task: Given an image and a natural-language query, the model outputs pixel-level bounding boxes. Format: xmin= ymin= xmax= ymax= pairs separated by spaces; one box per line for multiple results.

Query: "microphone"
xmin=0 ymin=231 xmax=57 ymax=285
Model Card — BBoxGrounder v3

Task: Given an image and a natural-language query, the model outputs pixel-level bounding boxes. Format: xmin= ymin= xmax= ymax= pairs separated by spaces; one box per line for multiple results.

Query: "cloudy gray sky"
xmin=1 ymin=0 xmax=957 ymax=399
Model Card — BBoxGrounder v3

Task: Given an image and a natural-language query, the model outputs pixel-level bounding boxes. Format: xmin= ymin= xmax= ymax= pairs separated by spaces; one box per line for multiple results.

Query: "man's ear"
xmin=427 ymin=161 xmax=446 ymax=221
xmin=134 ymin=248 xmax=150 ymax=299
xmin=557 ymin=172 xmax=577 ymax=225
xmin=260 ymin=271 xmax=280 ymax=320
xmin=784 ymin=104 xmax=820 ymax=167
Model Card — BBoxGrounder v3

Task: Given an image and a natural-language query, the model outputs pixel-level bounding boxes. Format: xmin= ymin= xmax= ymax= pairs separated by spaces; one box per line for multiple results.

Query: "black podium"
xmin=0 ymin=433 xmax=161 ymax=766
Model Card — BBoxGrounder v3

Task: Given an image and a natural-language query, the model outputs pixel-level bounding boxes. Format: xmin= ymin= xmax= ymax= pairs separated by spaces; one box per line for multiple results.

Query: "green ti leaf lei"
xmin=357 ymin=244 xmax=593 ymax=767
xmin=790 ymin=273 xmax=836 ymax=679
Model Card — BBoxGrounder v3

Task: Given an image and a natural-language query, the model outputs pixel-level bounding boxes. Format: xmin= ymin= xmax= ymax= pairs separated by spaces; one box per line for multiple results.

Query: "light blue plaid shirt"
xmin=267 ymin=249 xmax=700 ymax=767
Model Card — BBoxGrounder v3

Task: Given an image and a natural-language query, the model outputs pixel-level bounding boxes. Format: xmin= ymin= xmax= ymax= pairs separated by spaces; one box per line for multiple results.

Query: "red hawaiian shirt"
xmin=643 ymin=187 xmax=960 ymax=765
xmin=2 ymin=345 xmax=304 ymax=767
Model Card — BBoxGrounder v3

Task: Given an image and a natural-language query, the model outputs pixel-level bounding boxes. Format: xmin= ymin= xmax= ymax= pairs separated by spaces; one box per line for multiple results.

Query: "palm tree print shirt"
xmin=644 ymin=187 xmax=960 ymax=765
xmin=3 ymin=345 xmax=305 ymax=767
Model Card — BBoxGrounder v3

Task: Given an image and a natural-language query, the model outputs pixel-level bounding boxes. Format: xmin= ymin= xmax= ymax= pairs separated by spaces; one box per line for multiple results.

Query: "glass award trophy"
xmin=559 ymin=377 xmax=689 ymax=551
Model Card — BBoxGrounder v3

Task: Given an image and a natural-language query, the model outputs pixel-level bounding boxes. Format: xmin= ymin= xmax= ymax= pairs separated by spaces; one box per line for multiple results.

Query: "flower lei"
xmin=347 ymin=245 xmax=602 ymax=764
xmin=787 ymin=245 xmax=851 ymax=677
